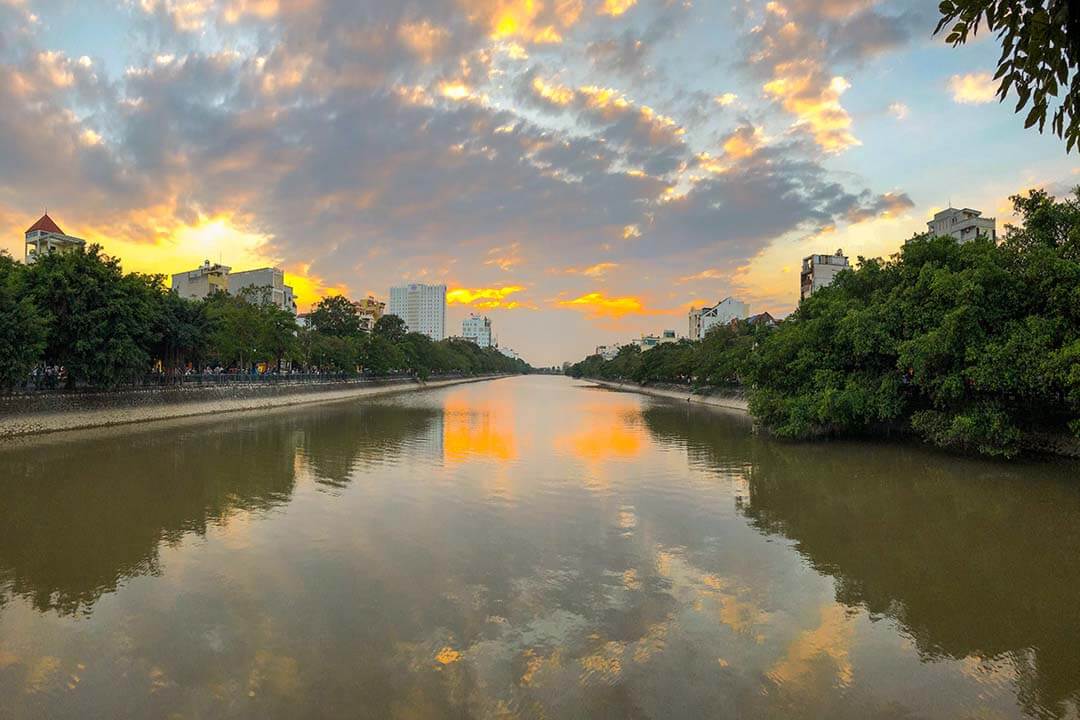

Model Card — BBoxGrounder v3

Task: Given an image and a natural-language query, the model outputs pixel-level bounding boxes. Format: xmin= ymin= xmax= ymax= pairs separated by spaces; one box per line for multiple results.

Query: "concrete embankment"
xmin=585 ymin=379 xmax=749 ymax=412
xmin=0 ymin=375 xmax=509 ymax=439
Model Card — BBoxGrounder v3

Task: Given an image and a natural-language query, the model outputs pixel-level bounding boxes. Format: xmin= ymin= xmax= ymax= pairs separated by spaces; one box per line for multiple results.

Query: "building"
xmin=594 ymin=345 xmax=620 ymax=361
xmin=634 ymin=330 xmax=678 ymax=350
xmin=738 ymin=312 xmax=778 ymax=328
xmin=389 ymin=283 xmax=446 ymax=340
xmin=462 ymin=314 xmax=493 ymax=348
xmin=701 ymin=298 xmax=750 ymax=336
xmin=927 ymin=207 xmax=996 ymax=243
xmin=800 ymin=250 xmax=849 ymax=301
xmin=688 ymin=308 xmax=703 ymax=341
xmin=354 ymin=295 xmax=386 ymax=331
xmin=498 ymin=345 xmax=520 ymax=361
xmin=23 ymin=213 xmax=86 ymax=264
xmin=228 ymin=267 xmax=298 ymax=314
xmin=171 ymin=260 xmax=232 ymax=301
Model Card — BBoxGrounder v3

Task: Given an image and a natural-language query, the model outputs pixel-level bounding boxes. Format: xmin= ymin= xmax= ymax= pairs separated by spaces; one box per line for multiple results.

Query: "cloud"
xmin=561 ymin=262 xmax=619 ymax=277
xmin=558 ymin=291 xmax=646 ymax=318
xmin=763 ymin=64 xmax=859 ymax=153
xmin=598 ymin=0 xmax=638 ymax=18
xmin=888 ymin=101 xmax=909 ymax=120
xmin=949 ymin=72 xmax=997 ymax=104
xmin=447 ymin=285 xmax=527 ymax=307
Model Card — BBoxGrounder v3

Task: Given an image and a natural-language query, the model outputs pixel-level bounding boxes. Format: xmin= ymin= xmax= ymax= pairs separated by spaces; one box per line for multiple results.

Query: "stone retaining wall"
xmin=0 ymin=375 xmax=508 ymax=439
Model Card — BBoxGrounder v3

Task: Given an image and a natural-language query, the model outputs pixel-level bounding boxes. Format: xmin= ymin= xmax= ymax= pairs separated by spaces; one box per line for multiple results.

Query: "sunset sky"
xmin=0 ymin=0 xmax=1076 ymax=366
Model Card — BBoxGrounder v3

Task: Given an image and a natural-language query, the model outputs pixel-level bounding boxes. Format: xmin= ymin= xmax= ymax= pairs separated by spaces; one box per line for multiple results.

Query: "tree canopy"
xmin=570 ymin=187 xmax=1080 ymax=458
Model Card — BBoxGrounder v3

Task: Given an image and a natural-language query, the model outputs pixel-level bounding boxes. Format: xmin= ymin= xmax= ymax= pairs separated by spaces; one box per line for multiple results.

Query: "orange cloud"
xmin=447 ymin=285 xmax=526 ymax=307
xmin=484 ymin=0 xmax=582 ymax=45
xmin=721 ymin=125 xmax=765 ymax=159
xmin=599 ymin=0 xmax=637 ymax=17
xmin=558 ymin=291 xmax=645 ymax=318
xmin=562 ymin=262 xmax=619 ymax=277
xmin=397 ymin=19 xmax=449 ymax=62
xmin=485 ymin=244 xmax=524 ymax=271
xmin=949 ymin=72 xmax=996 ymax=104
xmin=763 ymin=61 xmax=859 ymax=152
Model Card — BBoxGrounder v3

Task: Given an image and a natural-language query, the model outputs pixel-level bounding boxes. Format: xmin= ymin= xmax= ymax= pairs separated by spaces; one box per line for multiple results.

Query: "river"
xmin=1 ymin=375 xmax=1078 ymax=719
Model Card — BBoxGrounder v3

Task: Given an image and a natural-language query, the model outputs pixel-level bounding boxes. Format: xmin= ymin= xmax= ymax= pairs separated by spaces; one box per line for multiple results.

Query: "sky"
xmin=0 ymin=0 xmax=1076 ymax=367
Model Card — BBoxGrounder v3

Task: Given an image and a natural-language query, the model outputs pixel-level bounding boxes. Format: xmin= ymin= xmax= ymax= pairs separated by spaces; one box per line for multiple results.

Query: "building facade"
xmin=688 ymin=308 xmax=703 ymax=341
xmin=389 ymin=283 xmax=447 ymax=340
xmin=927 ymin=207 xmax=997 ymax=243
xmin=171 ymin=261 xmax=232 ymax=301
xmin=595 ymin=345 xmax=620 ymax=361
xmin=228 ymin=267 xmax=298 ymax=314
xmin=701 ymin=298 xmax=750 ymax=336
xmin=354 ymin=295 xmax=386 ymax=331
xmin=800 ymin=250 xmax=849 ymax=301
xmin=23 ymin=214 xmax=86 ymax=264
xmin=634 ymin=330 xmax=678 ymax=350
xmin=462 ymin=314 xmax=493 ymax=348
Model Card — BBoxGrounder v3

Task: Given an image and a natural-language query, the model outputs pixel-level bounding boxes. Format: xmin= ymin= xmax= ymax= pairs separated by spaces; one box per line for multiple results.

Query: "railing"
xmin=8 ymin=370 xmax=484 ymax=395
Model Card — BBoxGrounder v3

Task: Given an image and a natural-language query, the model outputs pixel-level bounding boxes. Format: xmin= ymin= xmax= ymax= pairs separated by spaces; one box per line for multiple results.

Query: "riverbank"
xmin=584 ymin=379 xmax=749 ymax=412
xmin=584 ymin=378 xmax=1080 ymax=459
xmin=0 ymin=374 xmax=511 ymax=439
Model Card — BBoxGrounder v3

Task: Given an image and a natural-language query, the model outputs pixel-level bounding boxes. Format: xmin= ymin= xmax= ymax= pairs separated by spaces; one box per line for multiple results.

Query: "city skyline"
xmin=0 ymin=1 xmax=1076 ymax=366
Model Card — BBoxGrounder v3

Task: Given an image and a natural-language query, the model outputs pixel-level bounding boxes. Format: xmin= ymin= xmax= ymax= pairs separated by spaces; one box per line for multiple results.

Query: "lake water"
xmin=1 ymin=375 xmax=1078 ymax=719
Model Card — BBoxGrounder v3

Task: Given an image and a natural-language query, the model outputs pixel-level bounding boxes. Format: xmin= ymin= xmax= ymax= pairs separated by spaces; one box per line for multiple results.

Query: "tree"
xmin=373 ymin=314 xmax=408 ymax=344
xmin=26 ymin=246 xmax=159 ymax=388
xmin=151 ymin=283 xmax=211 ymax=377
xmin=0 ymin=253 xmax=46 ymax=390
xmin=308 ymin=295 xmax=362 ymax=337
xmin=935 ymin=0 xmax=1080 ymax=151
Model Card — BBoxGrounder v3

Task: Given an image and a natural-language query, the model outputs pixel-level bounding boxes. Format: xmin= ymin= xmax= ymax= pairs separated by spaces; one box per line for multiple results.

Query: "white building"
xmin=595 ymin=345 xmax=620 ymax=361
xmin=688 ymin=308 xmax=703 ymax=341
xmin=498 ymin=345 xmax=520 ymax=361
xmin=800 ymin=249 xmax=850 ymax=300
xmin=462 ymin=314 xmax=493 ymax=348
xmin=927 ymin=207 xmax=997 ymax=243
xmin=701 ymin=298 xmax=750 ymax=337
xmin=23 ymin=213 xmax=86 ymax=264
xmin=171 ymin=260 xmax=232 ymax=301
xmin=228 ymin=267 xmax=298 ymax=315
xmin=389 ymin=283 xmax=447 ymax=340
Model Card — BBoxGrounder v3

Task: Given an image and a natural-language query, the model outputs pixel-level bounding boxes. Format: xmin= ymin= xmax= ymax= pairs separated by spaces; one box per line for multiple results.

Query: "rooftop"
xmin=26 ymin=213 xmax=64 ymax=235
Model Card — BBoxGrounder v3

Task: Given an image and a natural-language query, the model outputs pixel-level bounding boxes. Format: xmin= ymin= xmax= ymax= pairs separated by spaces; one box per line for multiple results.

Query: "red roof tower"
xmin=26 ymin=213 xmax=64 ymax=235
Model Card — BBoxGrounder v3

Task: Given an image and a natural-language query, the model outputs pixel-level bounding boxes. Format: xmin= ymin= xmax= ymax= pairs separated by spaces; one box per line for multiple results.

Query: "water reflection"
xmin=0 ymin=403 xmax=441 ymax=615
xmin=0 ymin=378 xmax=1077 ymax=719
xmin=641 ymin=402 xmax=1080 ymax=720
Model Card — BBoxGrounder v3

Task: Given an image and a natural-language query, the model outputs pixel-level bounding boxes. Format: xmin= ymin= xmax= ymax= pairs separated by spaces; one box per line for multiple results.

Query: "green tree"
xmin=373 ymin=314 xmax=408 ymax=344
xmin=26 ymin=246 xmax=159 ymax=388
xmin=151 ymin=284 xmax=211 ymax=377
xmin=308 ymin=295 xmax=362 ymax=337
xmin=936 ymin=0 xmax=1080 ymax=151
xmin=0 ymin=253 xmax=46 ymax=390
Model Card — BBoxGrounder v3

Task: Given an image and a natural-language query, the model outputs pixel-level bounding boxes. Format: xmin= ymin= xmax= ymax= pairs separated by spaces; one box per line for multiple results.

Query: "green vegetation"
xmin=2 ymin=247 xmax=528 ymax=391
xmin=569 ymin=188 xmax=1080 ymax=457
xmin=935 ymin=0 xmax=1080 ymax=151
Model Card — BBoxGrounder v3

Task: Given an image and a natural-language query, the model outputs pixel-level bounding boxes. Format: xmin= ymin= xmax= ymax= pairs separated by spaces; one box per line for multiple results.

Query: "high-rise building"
xmin=926 ymin=207 xmax=996 ymax=243
xmin=388 ymin=283 xmax=446 ymax=340
xmin=171 ymin=260 xmax=232 ymax=301
xmin=800 ymin=250 xmax=849 ymax=300
xmin=701 ymin=298 xmax=749 ymax=336
xmin=462 ymin=314 xmax=493 ymax=347
xmin=23 ymin=213 xmax=86 ymax=264
xmin=228 ymin=267 xmax=298 ymax=315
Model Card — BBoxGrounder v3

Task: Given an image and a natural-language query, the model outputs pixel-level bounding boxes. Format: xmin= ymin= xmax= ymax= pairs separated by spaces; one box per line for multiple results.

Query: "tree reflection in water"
xmin=641 ymin=403 xmax=1080 ymax=720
